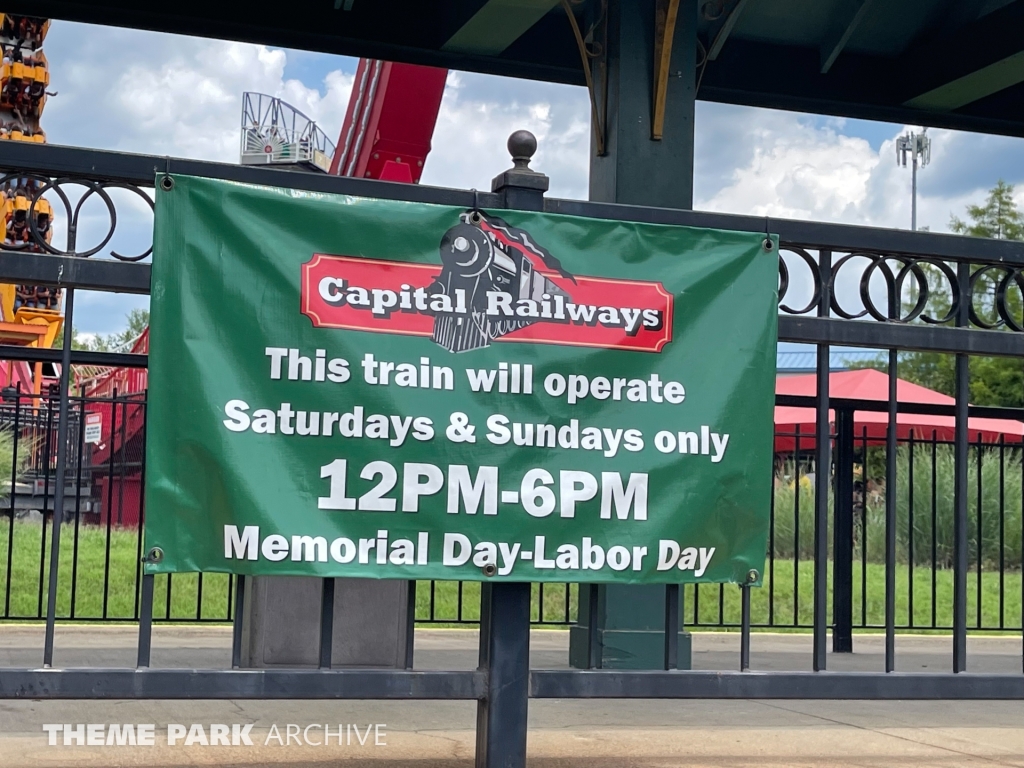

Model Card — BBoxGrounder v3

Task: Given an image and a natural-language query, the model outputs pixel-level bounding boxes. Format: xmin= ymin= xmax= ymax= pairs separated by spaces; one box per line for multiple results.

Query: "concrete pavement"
xmin=0 ymin=626 xmax=1022 ymax=767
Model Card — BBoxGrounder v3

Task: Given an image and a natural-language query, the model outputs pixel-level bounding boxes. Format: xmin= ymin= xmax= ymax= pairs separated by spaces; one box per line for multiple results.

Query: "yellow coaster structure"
xmin=0 ymin=12 xmax=60 ymax=398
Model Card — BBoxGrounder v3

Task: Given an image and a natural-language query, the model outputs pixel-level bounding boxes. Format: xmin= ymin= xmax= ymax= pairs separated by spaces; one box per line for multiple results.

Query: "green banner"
xmin=145 ymin=174 xmax=778 ymax=584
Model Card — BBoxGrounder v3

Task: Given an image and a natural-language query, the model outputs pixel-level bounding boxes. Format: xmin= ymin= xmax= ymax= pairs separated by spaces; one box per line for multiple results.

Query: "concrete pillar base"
xmin=569 ymin=625 xmax=692 ymax=670
xmin=570 ymin=583 xmax=692 ymax=669
xmin=239 ymin=576 xmax=409 ymax=668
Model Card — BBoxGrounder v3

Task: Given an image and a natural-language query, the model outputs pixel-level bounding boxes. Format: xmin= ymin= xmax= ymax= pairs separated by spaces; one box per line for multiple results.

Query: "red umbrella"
xmin=775 ymin=368 xmax=1024 ymax=452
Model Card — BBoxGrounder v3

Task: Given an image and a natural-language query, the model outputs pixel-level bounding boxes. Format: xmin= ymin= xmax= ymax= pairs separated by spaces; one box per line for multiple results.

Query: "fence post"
xmin=476 ymin=582 xmax=531 ymax=768
xmin=231 ymin=574 xmax=246 ymax=669
xmin=885 ymin=348 xmax=898 ymax=672
xmin=404 ymin=580 xmax=417 ymax=669
xmin=664 ymin=583 xmax=680 ymax=670
xmin=953 ymin=261 xmax=970 ymax=672
xmin=471 ymin=131 xmax=547 ymax=768
xmin=740 ymin=583 xmax=751 ymax=671
xmin=318 ymin=578 xmax=335 ymax=669
xmin=137 ymin=573 xmax=154 ymax=668
xmin=812 ymin=248 xmax=832 ymax=672
xmin=832 ymin=408 xmax=855 ymax=652
xmin=43 ymin=286 xmax=76 ymax=666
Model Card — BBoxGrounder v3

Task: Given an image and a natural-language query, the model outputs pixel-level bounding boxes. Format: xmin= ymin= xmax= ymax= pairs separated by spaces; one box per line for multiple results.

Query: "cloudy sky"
xmin=37 ymin=20 xmax=1024 ymax=337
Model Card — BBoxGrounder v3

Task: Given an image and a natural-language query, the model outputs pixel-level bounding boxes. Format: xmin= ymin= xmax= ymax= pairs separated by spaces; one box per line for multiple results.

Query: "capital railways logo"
xmin=301 ymin=209 xmax=673 ymax=353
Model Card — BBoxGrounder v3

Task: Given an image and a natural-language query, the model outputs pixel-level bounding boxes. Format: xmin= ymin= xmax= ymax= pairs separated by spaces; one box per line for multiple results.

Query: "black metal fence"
xmin=0 ymin=137 xmax=1023 ymax=768
xmin=2 ymin=391 xmax=1023 ymax=637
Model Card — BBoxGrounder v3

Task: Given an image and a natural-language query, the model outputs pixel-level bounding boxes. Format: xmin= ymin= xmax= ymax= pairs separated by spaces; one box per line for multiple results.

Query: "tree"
xmin=57 ymin=308 xmax=150 ymax=352
xmin=881 ymin=354 xmax=1022 ymax=409
xmin=107 ymin=308 xmax=149 ymax=349
xmin=950 ymin=180 xmax=1024 ymax=240
xmin=853 ymin=182 xmax=1023 ymax=408
xmin=71 ymin=326 xmax=105 ymax=351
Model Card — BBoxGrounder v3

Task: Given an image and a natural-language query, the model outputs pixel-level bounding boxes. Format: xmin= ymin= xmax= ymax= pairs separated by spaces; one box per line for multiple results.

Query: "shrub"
xmin=771 ymin=445 xmax=1023 ymax=569
xmin=770 ymin=472 xmax=822 ymax=562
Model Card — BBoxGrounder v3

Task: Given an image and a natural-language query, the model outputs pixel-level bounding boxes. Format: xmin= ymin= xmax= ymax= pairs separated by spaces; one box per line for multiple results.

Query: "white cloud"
xmin=695 ymin=106 xmax=1024 ymax=234
xmin=700 ymin=120 xmax=879 ymax=222
xmin=46 ymin=26 xmax=352 ymax=163
xmin=422 ymin=71 xmax=590 ymax=199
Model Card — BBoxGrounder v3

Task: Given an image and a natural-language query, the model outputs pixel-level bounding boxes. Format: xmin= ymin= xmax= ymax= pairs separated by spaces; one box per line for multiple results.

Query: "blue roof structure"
xmin=777 ymin=350 xmax=881 ymax=374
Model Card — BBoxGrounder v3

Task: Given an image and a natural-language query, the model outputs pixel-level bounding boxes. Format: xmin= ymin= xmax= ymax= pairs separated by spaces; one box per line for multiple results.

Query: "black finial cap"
xmin=491 ymin=129 xmax=548 ymax=196
xmin=508 ymin=130 xmax=537 ymax=169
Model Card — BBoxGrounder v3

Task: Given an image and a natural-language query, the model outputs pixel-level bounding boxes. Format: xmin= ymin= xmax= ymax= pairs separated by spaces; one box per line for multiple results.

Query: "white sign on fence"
xmin=84 ymin=412 xmax=102 ymax=445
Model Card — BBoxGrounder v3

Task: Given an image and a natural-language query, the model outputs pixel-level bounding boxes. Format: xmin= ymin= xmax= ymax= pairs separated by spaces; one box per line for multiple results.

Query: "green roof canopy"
xmin=11 ymin=0 xmax=1024 ymax=137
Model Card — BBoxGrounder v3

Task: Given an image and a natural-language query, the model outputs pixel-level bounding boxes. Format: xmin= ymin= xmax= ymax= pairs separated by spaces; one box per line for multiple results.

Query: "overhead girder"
xmin=442 ymin=0 xmax=562 ymax=55
xmin=900 ymin=0 xmax=1024 ymax=111
xmin=0 ymin=0 xmax=583 ymax=84
xmin=705 ymin=0 xmax=752 ymax=62
xmin=4 ymin=0 xmax=1024 ymax=137
xmin=819 ymin=0 xmax=877 ymax=74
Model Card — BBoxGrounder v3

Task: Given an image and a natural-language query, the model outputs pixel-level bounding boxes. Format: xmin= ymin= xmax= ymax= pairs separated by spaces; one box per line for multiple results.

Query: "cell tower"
xmin=896 ymin=128 xmax=930 ymax=231
xmin=0 ymin=13 xmax=61 ymax=398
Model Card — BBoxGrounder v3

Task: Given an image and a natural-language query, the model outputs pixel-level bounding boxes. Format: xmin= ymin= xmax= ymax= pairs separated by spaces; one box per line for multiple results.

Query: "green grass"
xmin=1 ymin=519 xmax=1020 ymax=631
xmin=0 ymin=518 xmax=232 ymax=620
xmin=686 ymin=558 xmax=1022 ymax=631
xmin=415 ymin=560 xmax=1023 ymax=632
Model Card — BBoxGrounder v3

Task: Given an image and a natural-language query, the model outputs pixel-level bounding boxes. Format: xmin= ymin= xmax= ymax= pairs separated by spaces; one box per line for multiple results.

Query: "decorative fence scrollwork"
xmin=0 ymin=171 xmax=153 ymax=261
xmin=2 ymin=166 xmax=1022 ymax=333
xmin=778 ymin=245 xmax=1023 ymax=333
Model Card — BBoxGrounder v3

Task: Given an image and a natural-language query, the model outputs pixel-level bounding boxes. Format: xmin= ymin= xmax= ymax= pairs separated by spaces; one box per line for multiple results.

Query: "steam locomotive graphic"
xmin=430 ymin=210 xmax=575 ymax=353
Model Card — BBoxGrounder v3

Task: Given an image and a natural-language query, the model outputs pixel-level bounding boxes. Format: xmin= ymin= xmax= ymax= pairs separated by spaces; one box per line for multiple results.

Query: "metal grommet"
xmin=159 ymin=175 xmax=174 ymax=191
xmin=747 ymin=569 xmax=759 ymax=584
xmin=469 ymin=210 xmax=483 ymax=225
xmin=145 ymin=547 xmax=164 ymax=564
xmin=482 ymin=563 xmax=497 ymax=577
xmin=762 ymin=237 xmax=774 ymax=252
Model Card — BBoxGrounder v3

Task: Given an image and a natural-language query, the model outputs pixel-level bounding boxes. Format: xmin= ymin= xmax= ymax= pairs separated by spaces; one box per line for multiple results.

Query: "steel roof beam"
xmin=706 ymin=0 xmax=752 ymax=61
xmin=0 ymin=0 xmax=584 ymax=85
xmin=699 ymin=38 xmax=1024 ymax=139
xmin=6 ymin=0 xmax=1024 ymax=135
xmin=819 ymin=0 xmax=877 ymax=74
xmin=902 ymin=0 xmax=1024 ymax=110
xmin=442 ymin=0 xmax=561 ymax=55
